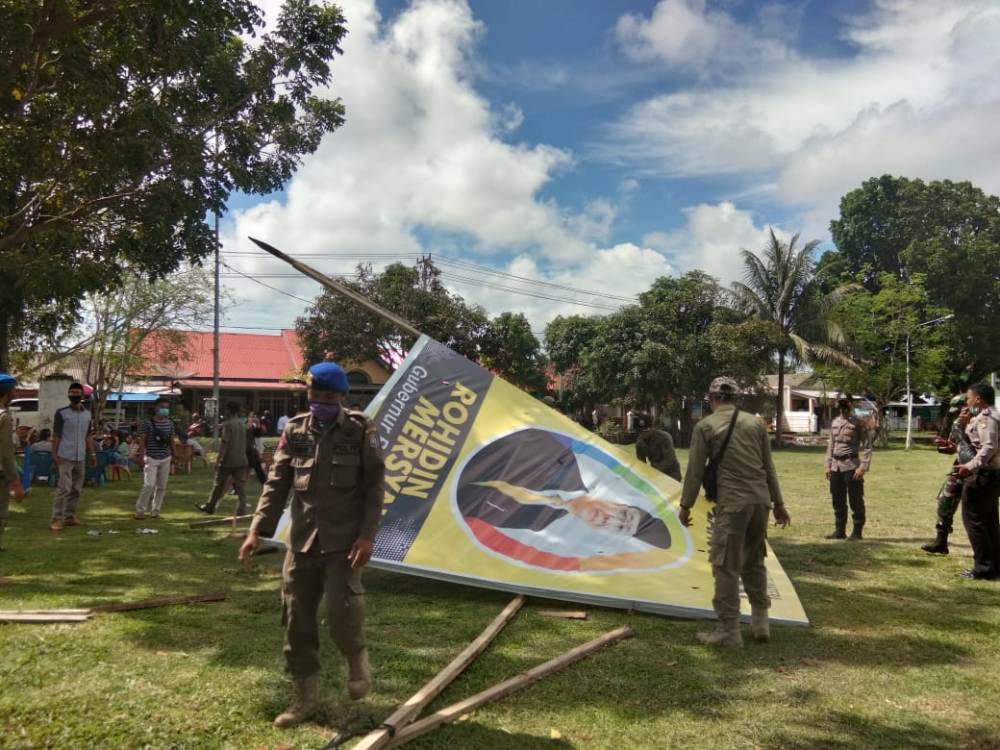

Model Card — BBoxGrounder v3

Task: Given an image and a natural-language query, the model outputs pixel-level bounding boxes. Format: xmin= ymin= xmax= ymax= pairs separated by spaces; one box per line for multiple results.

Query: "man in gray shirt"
xmin=196 ymin=401 xmax=249 ymax=516
xmin=50 ymin=382 xmax=96 ymax=531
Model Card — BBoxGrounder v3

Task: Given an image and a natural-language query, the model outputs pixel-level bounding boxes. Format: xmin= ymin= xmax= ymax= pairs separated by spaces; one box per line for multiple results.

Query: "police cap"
xmin=0 ymin=372 xmax=16 ymax=396
xmin=306 ymin=362 xmax=350 ymax=393
xmin=708 ymin=376 xmax=739 ymax=396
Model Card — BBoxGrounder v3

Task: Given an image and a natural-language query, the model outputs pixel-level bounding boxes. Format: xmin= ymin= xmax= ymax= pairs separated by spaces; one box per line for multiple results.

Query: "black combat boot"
xmin=825 ymin=526 xmax=846 ymax=540
xmin=921 ymin=532 xmax=949 ymax=555
xmin=848 ymin=525 xmax=863 ymax=541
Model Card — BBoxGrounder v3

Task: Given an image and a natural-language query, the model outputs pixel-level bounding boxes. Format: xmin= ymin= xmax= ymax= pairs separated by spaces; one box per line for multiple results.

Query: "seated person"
xmin=31 ymin=429 xmax=53 ymax=454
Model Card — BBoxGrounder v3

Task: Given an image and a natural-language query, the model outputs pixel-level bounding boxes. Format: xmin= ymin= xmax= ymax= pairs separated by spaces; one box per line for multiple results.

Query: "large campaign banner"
xmin=268 ymin=336 xmax=808 ymax=625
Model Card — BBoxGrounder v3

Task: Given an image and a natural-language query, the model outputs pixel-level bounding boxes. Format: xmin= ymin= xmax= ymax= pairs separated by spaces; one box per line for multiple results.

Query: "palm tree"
xmin=731 ymin=229 xmax=857 ymax=447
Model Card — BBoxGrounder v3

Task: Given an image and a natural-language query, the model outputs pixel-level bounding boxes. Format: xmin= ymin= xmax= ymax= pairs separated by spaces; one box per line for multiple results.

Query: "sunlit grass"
xmin=2 ymin=445 xmax=999 ymax=749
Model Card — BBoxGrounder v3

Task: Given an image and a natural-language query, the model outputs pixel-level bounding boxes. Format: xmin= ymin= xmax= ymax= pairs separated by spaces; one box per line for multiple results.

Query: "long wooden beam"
xmin=93 ymin=592 xmax=226 ymax=613
xmin=189 ymin=514 xmax=253 ymax=528
xmin=248 ymin=237 xmax=423 ymax=339
xmin=353 ymin=595 xmax=525 ymax=750
xmin=386 ymin=625 xmax=634 ymax=748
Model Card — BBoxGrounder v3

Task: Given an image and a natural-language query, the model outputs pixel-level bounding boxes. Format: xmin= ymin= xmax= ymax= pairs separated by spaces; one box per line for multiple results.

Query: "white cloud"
xmin=221 ymin=0 xmax=671 ymax=331
xmin=643 ymin=201 xmax=790 ymax=285
xmin=614 ymin=0 xmax=792 ymax=71
xmin=602 ymin=0 xmax=1000 ymax=230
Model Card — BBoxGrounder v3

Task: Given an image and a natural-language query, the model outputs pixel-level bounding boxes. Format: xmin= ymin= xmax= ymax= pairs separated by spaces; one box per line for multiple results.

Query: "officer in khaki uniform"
xmin=956 ymin=382 xmax=1000 ymax=580
xmin=824 ymin=397 xmax=873 ymax=540
xmin=239 ymin=362 xmax=385 ymax=728
xmin=679 ymin=377 xmax=790 ymax=648
xmin=1 ymin=373 xmax=27 ymax=551
xmin=635 ymin=418 xmax=682 ymax=481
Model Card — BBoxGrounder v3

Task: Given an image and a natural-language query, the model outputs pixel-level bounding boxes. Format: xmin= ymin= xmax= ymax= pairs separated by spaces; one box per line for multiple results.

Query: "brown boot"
xmin=750 ymin=608 xmax=770 ymax=642
xmin=696 ymin=620 xmax=742 ymax=648
xmin=273 ymin=675 xmax=320 ymax=728
xmin=346 ymin=649 xmax=371 ymax=700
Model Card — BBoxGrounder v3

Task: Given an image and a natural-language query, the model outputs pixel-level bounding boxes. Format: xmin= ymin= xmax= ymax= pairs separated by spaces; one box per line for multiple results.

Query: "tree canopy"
xmin=296 ymin=259 xmax=488 ymax=369
xmin=0 ymin=0 xmax=348 ymax=370
xmin=829 ymin=175 xmax=1000 ymax=379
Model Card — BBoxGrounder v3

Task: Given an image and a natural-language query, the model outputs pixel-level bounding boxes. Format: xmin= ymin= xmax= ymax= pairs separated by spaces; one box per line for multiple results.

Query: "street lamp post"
xmin=905 ymin=314 xmax=955 ymax=450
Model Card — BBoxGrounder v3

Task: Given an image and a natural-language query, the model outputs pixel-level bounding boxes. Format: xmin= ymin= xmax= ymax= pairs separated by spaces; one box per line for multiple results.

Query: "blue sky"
xmin=221 ymin=0 xmax=1000 ymax=334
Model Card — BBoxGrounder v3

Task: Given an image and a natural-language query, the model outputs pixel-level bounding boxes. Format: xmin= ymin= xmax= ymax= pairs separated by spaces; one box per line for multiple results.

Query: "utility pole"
xmin=905 ymin=313 xmax=954 ymax=450
xmin=212 ymin=133 xmax=221 ymax=449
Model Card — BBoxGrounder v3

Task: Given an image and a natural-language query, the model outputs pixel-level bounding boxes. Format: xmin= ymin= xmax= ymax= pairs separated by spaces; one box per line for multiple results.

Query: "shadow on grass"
xmin=765 ymin=709 xmax=1000 ymax=750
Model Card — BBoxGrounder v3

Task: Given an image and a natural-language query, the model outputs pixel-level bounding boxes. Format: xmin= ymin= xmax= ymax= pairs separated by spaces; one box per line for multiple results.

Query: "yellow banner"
xmin=267 ymin=336 xmax=808 ymax=625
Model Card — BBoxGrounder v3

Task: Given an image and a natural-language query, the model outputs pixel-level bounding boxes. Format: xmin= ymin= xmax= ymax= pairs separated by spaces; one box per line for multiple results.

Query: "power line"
xmin=225 ymin=249 xmax=639 ymax=304
xmin=437 ymin=271 xmax=621 ymax=311
xmin=436 ymin=256 xmax=638 ymax=303
xmin=220 ymin=261 xmax=314 ymax=305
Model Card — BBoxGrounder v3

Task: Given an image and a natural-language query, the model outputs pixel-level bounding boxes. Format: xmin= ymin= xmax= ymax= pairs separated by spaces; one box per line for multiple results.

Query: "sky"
xmin=219 ymin=0 xmax=1000 ymax=338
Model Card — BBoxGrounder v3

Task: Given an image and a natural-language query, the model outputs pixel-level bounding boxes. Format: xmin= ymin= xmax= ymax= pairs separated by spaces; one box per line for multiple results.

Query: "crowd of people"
xmin=0 ymin=377 xmax=297 ymax=538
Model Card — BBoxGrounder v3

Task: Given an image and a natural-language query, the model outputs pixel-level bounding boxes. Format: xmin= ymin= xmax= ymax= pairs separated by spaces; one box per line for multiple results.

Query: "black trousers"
xmin=961 ymin=471 xmax=1000 ymax=579
xmin=830 ymin=470 xmax=865 ymax=530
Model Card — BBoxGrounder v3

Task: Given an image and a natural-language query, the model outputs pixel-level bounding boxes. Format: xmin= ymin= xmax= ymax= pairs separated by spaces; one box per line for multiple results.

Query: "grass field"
xmin=2 ymin=445 xmax=1000 ymax=750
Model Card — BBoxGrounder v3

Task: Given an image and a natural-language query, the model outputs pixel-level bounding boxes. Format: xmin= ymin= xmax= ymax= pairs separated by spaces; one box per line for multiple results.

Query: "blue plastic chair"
xmin=85 ymin=451 xmax=110 ymax=487
xmin=29 ymin=450 xmax=57 ymax=487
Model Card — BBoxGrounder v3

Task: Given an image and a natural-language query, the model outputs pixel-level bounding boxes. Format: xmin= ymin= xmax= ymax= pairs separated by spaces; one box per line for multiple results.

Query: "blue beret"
xmin=0 ymin=372 xmax=16 ymax=395
xmin=307 ymin=362 xmax=350 ymax=393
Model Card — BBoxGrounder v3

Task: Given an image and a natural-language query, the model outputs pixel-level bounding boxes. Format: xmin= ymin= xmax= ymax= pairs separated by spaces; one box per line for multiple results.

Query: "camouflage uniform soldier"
xmin=635 ymin=419 xmax=682 ymax=482
xmin=0 ymin=373 xmax=27 ymax=551
xmin=679 ymin=376 xmax=790 ymax=648
xmin=239 ymin=362 xmax=385 ymax=728
xmin=921 ymin=396 xmax=974 ymax=555
xmin=824 ymin=397 xmax=873 ymax=540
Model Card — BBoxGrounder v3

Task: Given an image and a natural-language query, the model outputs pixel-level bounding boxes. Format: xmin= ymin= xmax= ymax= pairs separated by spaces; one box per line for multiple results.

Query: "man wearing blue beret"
xmin=240 ymin=361 xmax=385 ymax=727
xmin=0 ymin=373 xmax=27 ymax=550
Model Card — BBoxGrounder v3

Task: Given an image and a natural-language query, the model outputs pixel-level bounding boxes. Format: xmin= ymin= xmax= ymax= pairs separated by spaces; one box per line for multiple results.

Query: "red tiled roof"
xmin=145 ymin=330 xmax=305 ymax=382
xmin=178 ymin=379 xmax=305 ymax=390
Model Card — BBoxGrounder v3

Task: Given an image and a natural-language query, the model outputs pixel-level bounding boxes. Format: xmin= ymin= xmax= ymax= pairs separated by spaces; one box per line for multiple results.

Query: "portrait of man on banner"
xmin=453 ymin=429 xmax=691 ymax=573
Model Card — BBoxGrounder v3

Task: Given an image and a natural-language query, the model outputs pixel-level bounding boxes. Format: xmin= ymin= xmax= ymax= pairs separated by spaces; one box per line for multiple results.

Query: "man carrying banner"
xmin=678 ymin=376 xmax=791 ymax=648
xmin=238 ymin=362 xmax=385 ymax=728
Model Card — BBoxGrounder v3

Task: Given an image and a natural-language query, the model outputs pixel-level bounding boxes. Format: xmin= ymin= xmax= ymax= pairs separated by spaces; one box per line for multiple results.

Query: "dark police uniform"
xmin=250 ymin=407 xmax=385 ymax=678
xmin=825 ymin=413 xmax=873 ymax=538
xmin=635 ymin=428 xmax=682 ymax=482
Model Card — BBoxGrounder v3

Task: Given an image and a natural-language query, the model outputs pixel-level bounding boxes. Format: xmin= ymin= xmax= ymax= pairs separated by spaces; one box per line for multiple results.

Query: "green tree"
xmin=829 ymin=176 xmax=1000 ymax=379
xmin=817 ymin=274 xmax=952 ymax=446
xmin=543 ymin=314 xmax=603 ymax=407
xmin=80 ymin=269 xmax=218 ymax=423
xmin=479 ymin=312 xmax=547 ymax=393
xmin=296 ymin=258 xmax=488 ymax=368
xmin=0 ymin=0 xmax=348 ymax=370
xmin=731 ymin=229 xmax=856 ymax=446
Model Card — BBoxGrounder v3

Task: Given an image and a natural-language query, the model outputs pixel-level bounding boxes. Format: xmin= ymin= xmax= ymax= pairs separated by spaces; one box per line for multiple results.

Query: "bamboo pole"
xmin=248 ymin=237 xmax=423 ymax=338
xmin=189 ymin=514 xmax=253 ymax=528
xmin=93 ymin=591 xmax=226 ymax=613
xmin=386 ymin=625 xmax=634 ymax=748
xmin=353 ymin=596 xmax=525 ymax=750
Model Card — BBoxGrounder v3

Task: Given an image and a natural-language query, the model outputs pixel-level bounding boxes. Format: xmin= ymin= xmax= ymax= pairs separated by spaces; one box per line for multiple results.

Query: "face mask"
xmin=852 ymin=409 xmax=867 ymax=419
xmin=309 ymin=402 xmax=341 ymax=421
xmin=69 ymin=395 xmax=82 ymax=404
xmin=157 ymin=408 xmax=170 ymax=417
xmin=969 ymin=406 xmax=982 ymax=416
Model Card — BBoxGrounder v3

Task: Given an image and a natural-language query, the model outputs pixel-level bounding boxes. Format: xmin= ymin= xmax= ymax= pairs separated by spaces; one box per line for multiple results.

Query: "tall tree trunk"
xmin=774 ymin=351 xmax=786 ymax=449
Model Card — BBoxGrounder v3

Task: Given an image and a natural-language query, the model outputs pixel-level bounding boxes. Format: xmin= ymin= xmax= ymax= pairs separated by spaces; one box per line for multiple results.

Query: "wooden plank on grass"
xmin=537 ymin=609 xmax=588 ymax=620
xmin=352 ymin=595 xmax=525 ymax=750
xmin=7 ymin=609 xmax=93 ymax=615
xmin=93 ymin=591 xmax=226 ymax=613
xmin=386 ymin=625 xmax=634 ymax=748
xmin=0 ymin=612 xmax=92 ymax=623
xmin=189 ymin=514 xmax=253 ymax=528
